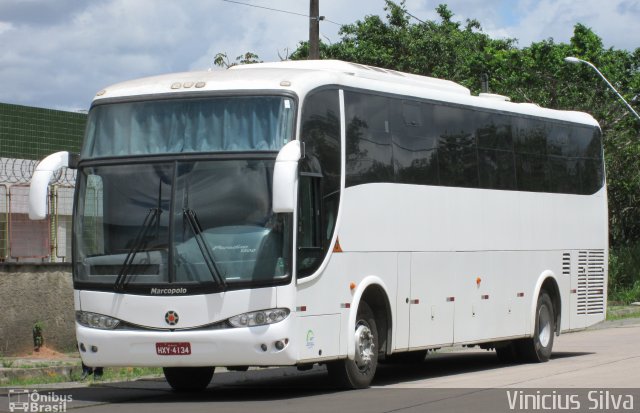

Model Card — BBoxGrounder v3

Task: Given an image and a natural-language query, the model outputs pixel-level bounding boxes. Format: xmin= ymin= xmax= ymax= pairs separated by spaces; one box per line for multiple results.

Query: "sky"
xmin=0 ymin=0 xmax=639 ymax=111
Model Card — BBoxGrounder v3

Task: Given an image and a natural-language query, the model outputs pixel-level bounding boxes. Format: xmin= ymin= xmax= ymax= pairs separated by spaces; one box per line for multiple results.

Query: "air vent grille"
xmin=577 ymin=250 xmax=605 ymax=315
xmin=562 ymin=252 xmax=571 ymax=276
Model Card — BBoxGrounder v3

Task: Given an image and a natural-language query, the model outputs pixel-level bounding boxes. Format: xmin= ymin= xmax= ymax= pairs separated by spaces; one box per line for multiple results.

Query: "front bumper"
xmin=77 ymin=316 xmax=297 ymax=367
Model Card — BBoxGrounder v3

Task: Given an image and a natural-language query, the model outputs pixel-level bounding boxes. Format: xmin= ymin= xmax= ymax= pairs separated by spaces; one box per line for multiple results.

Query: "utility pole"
xmin=309 ymin=0 xmax=320 ymax=60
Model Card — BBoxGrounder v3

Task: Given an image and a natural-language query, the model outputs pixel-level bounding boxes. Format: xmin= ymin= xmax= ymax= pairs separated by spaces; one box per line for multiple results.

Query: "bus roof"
xmin=92 ymin=59 xmax=599 ymax=127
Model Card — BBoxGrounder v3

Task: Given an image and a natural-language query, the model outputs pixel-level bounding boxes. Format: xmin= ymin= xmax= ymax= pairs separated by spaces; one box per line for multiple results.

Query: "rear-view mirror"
xmin=272 ymin=140 xmax=301 ymax=213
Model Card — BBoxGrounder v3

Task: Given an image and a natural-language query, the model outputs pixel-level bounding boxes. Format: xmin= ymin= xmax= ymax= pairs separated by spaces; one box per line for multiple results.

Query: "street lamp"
xmin=564 ymin=56 xmax=640 ymax=123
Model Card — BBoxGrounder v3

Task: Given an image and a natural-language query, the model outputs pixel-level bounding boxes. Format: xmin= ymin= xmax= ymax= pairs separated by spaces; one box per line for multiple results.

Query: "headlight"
xmin=76 ymin=311 xmax=121 ymax=330
xmin=228 ymin=308 xmax=290 ymax=328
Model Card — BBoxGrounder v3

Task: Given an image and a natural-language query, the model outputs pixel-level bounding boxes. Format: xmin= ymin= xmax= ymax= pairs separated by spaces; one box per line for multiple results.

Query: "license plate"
xmin=156 ymin=342 xmax=191 ymax=356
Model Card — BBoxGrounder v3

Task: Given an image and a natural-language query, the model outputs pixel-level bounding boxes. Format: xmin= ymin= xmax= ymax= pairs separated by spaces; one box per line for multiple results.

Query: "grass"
xmin=95 ymin=367 xmax=163 ymax=383
xmin=17 ymin=362 xmax=71 ymax=369
xmin=606 ymin=305 xmax=640 ymax=321
xmin=1 ymin=364 xmax=163 ymax=387
xmin=609 ymin=282 xmax=640 ymax=304
xmin=2 ymin=371 xmax=80 ymax=387
xmin=609 ymin=243 xmax=640 ymax=304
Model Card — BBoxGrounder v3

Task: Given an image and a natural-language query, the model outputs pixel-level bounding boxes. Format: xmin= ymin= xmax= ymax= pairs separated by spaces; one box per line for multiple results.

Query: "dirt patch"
xmin=18 ymin=346 xmax=73 ymax=360
xmin=0 ymin=266 xmax=76 ymax=356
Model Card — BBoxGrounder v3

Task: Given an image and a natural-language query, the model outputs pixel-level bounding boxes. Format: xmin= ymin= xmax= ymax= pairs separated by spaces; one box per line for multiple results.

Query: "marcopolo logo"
xmin=165 ymin=310 xmax=179 ymax=326
xmin=150 ymin=288 xmax=187 ymax=295
xmin=8 ymin=389 xmax=72 ymax=412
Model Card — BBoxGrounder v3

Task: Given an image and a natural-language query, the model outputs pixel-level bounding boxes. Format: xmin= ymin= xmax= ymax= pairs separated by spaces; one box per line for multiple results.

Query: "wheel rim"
xmin=538 ymin=303 xmax=552 ymax=348
xmin=354 ymin=321 xmax=375 ymax=372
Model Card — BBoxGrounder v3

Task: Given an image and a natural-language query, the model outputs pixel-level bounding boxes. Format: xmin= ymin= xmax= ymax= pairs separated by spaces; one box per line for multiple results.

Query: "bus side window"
xmin=297 ymin=173 xmax=323 ymax=276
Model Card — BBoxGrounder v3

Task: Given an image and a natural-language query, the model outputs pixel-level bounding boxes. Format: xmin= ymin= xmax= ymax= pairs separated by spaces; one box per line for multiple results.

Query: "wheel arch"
xmin=530 ymin=271 xmax=562 ymax=336
xmin=348 ymin=276 xmax=393 ymax=360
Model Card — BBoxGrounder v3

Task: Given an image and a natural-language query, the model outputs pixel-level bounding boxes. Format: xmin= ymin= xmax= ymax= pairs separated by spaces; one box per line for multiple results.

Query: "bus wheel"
xmin=517 ymin=292 xmax=555 ymax=362
xmin=327 ymin=301 xmax=378 ymax=389
xmin=163 ymin=366 xmax=214 ymax=391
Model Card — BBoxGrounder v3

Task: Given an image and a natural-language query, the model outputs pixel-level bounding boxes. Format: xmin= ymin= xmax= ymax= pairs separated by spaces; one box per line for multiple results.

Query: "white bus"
xmin=29 ymin=60 xmax=607 ymax=390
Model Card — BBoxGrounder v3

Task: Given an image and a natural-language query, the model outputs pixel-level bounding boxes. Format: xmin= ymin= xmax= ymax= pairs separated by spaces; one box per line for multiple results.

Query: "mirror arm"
xmin=28 ymin=151 xmax=70 ymax=220
xmin=68 ymin=153 xmax=80 ymax=169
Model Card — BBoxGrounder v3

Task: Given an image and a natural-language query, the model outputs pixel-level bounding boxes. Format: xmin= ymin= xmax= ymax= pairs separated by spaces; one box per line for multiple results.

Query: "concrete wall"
xmin=0 ymin=264 xmax=76 ymax=356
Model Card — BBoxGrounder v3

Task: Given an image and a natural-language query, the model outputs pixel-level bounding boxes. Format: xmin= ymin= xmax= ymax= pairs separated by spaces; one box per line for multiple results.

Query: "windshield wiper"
xmin=183 ymin=208 xmax=228 ymax=290
xmin=114 ymin=207 xmax=160 ymax=291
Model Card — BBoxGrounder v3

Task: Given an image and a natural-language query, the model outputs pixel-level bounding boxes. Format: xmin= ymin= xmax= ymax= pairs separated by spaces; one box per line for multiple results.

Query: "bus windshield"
xmin=74 ymin=159 xmax=292 ymax=294
xmin=82 ymin=95 xmax=295 ymax=158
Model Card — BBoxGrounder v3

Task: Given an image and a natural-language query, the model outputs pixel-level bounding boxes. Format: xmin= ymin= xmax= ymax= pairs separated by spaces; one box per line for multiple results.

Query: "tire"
xmin=516 ymin=292 xmax=555 ymax=362
xmin=327 ymin=301 xmax=378 ymax=389
xmin=163 ymin=366 xmax=214 ymax=391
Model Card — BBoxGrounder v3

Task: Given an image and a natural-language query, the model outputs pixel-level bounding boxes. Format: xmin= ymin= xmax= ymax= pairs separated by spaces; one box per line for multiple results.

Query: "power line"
xmin=221 ymin=0 xmax=306 ymax=18
xmin=220 ymin=0 xmax=342 ymax=26
xmin=405 ymin=10 xmax=426 ymax=24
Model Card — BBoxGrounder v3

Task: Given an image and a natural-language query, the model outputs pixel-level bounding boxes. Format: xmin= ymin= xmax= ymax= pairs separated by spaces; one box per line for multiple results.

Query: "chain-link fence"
xmin=0 ymin=158 xmax=76 ymax=263
xmin=52 ymin=185 xmax=74 ymax=260
xmin=0 ymin=184 xmax=8 ymax=260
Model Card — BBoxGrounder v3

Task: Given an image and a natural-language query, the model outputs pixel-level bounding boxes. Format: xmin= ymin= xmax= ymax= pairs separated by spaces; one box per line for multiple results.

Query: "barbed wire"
xmin=0 ymin=158 xmax=76 ymax=186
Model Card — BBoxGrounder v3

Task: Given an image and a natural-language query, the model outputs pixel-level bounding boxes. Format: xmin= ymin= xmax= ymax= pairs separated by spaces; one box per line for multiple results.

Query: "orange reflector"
xmin=476 ymin=277 xmax=482 ymax=286
xmin=333 ymin=238 xmax=343 ymax=253
xmin=349 ymin=282 xmax=356 ymax=291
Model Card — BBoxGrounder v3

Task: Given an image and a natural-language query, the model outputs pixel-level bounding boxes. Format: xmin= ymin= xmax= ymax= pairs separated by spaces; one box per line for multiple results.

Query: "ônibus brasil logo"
xmin=8 ymin=389 xmax=72 ymax=412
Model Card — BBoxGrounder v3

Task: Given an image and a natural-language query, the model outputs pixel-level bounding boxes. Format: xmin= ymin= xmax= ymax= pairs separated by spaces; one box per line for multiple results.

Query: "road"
xmin=1 ymin=320 xmax=639 ymax=413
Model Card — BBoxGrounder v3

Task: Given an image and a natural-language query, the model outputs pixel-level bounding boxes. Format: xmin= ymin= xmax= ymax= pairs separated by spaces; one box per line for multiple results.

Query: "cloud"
xmin=492 ymin=0 xmax=640 ymax=49
xmin=403 ymin=0 xmax=640 ymax=49
xmin=0 ymin=0 xmax=92 ymax=27
xmin=0 ymin=21 xmax=13 ymax=35
xmin=0 ymin=0 xmax=637 ymax=111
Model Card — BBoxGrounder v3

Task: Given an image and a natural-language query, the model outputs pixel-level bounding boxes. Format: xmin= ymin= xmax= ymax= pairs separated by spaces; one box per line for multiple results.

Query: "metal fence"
xmin=0 ymin=158 xmax=76 ymax=263
xmin=0 ymin=184 xmax=7 ymax=259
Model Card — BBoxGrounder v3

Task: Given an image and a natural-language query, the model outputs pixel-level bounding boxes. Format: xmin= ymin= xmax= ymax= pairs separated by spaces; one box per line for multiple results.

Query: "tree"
xmin=213 ymin=52 xmax=262 ymax=69
xmin=289 ymin=1 xmax=640 ymax=248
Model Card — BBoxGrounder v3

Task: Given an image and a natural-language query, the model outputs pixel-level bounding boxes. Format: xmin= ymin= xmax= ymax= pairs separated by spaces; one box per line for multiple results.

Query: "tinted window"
xmin=392 ymin=100 xmax=439 ymax=185
xmin=547 ymin=124 xmax=572 ymax=156
xmin=345 ymin=91 xmax=394 ymax=186
xmin=478 ymin=149 xmax=516 ymax=190
xmin=514 ymin=118 xmax=548 ymax=155
xmin=434 ymin=105 xmax=478 ymax=187
xmin=579 ymin=159 xmax=605 ymax=195
xmin=83 ymin=96 xmax=295 ymax=158
xmin=299 ymin=89 xmax=342 ymax=277
xmin=477 ymin=112 xmax=514 ymax=150
xmin=74 ymin=160 xmax=292 ymax=293
xmin=516 ymin=153 xmax=548 ymax=192
xmin=343 ymin=90 xmax=603 ymax=195
xmin=547 ymin=156 xmax=580 ymax=193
